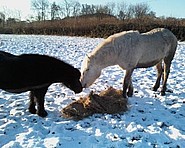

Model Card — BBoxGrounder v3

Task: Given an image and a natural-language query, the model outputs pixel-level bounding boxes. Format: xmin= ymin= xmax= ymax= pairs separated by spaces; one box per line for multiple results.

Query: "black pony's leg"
xmin=28 ymin=91 xmax=37 ymax=114
xmin=123 ymin=69 xmax=134 ymax=98
xmin=32 ymin=87 xmax=48 ymax=117
xmin=153 ymin=61 xmax=163 ymax=91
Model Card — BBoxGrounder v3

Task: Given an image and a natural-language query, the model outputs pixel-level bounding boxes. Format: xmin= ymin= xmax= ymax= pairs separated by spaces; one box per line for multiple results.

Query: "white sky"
xmin=0 ymin=0 xmax=32 ymax=20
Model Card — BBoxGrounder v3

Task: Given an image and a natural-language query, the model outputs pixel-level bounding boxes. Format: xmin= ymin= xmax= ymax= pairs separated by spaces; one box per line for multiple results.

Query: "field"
xmin=0 ymin=34 xmax=185 ymax=147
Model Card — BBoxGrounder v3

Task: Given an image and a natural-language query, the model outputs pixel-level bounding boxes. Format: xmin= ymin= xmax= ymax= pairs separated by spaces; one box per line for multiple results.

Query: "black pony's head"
xmin=63 ymin=67 xmax=82 ymax=93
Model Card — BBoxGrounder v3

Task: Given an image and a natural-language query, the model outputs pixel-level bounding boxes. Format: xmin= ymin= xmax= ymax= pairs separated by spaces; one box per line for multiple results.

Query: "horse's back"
xmin=142 ymin=28 xmax=177 ymax=46
xmin=19 ymin=54 xmax=60 ymax=64
xmin=136 ymin=28 xmax=177 ymax=67
xmin=0 ymin=53 xmax=61 ymax=91
xmin=0 ymin=51 xmax=17 ymax=61
xmin=114 ymin=28 xmax=177 ymax=68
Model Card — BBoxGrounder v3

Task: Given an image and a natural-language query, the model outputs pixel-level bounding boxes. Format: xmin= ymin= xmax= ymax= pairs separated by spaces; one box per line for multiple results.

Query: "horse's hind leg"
xmin=161 ymin=51 xmax=176 ymax=96
xmin=28 ymin=91 xmax=37 ymax=114
xmin=161 ymin=58 xmax=172 ymax=96
xmin=153 ymin=61 xmax=163 ymax=91
xmin=30 ymin=87 xmax=48 ymax=117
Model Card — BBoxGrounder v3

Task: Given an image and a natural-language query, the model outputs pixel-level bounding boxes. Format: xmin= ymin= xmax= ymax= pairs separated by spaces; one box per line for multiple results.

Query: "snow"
xmin=0 ymin=34 xmax=185 ymax=147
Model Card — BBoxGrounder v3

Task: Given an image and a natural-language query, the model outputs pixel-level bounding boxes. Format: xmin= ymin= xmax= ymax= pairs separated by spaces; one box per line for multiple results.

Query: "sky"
xmin=0 ymin=0 xmax=184 ymax=20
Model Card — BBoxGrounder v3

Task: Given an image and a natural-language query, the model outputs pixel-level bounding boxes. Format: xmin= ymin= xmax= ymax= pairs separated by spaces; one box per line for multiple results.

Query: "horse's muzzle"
xmin=73 ymin=81 xmax=83 ymax=93
xmin=74 ymin=85 xmax=83 ymax=93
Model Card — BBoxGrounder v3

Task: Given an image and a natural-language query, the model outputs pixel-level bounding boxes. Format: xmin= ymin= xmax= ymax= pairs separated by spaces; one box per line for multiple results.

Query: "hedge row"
xmin=0 ymin=17 xmax=185 ymax=41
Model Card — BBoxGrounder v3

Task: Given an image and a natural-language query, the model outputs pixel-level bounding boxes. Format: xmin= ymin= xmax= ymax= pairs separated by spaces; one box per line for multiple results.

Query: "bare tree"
xmin=148 ymin=11 xmax=156 ymax=18
xmin=95 ymin=5 xmax=111 ymax=14
xmin=106 ymin=2 xmax=116 ymax=15
xmin=72 ymin=1 xmax=81 ymax=17
xmin=1 ymin=6 xmax=21 ymax=21
xmin=81 ymin=4 xmax=95 ymax=15
xmin=61 ymin=0 xmax=75 ymax=17
xmin=51 ymin=2 xmax=60 ymax=20
xmin=126 ymin=4 xmax=135 ymax=19
xmin=32 ymin=0 xmax=49 ymax=21
xmin=117 ymin=1 xmax=127 ymax=20
xmin=0 ymin=12 xmax=5 ymax=27
xmin=133 ymin=3 xmax=150 ymax=18
xmin=118 ymin=3 xmax=153 ymax=19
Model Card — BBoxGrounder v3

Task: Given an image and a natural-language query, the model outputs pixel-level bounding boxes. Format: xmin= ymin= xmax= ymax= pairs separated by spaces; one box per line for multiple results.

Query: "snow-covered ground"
xmin=0 ymin=34 xmax=185 ymax=148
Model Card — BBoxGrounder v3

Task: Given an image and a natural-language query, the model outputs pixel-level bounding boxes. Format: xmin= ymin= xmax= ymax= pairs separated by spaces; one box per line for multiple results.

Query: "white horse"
xmin=81 ymin=28 xmax=177 ymax=98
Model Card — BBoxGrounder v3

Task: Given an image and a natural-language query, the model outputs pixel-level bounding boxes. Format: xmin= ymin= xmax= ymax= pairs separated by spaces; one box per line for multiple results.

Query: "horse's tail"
xmin=162 ymin=29 xmax=178 ymax=63
xmin=168 ymin=30 xmax=178 ymax=59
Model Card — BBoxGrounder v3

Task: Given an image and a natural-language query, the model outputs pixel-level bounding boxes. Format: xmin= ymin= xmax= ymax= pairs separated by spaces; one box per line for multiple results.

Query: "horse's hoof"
xmin=160 ymin=91 xmax=165 ymax=96
xmin=152 ymin=87 xmax=158 ymax=91
xmin=29 ymin=107 xmax=37 ymax=114
xmin=127 ymin=94 xmax=133 ymax=97
xmin=37 ymin=110 xmax=48 ymax=117
xmin=127 ymin=92 xmax=133 ymax=97
xmin=122 ymin=94 xmax=128 ymax=99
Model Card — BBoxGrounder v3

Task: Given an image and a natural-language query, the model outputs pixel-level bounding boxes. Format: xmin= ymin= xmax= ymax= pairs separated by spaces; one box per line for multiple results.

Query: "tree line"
xmin=0 ymin=0 xmax=156 ymax=23
xmin=31 ymin=0 xmax=156 ymax=21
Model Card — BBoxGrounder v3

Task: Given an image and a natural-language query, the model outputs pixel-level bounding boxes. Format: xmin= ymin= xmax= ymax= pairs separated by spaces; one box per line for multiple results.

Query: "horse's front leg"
xmin=123 ymin=69 xmax=134 ymax=98
xmin=127 ymin=78 xmax=133 ymax=97
xmin=28 ymin=91 xmax=37 ymax=114
xmin=31 ymin=87 xmax=48 ymax=117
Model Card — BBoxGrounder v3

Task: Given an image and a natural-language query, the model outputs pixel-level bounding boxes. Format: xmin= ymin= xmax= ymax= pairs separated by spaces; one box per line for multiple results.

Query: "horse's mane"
xmin=90 ymin=30 xmax=140 ymax=58
xmin=142 ymin=28 xmax=164 ymax=35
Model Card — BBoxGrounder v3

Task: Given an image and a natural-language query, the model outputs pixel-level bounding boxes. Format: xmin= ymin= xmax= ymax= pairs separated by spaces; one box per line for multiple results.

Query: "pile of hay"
xmin=61 ymin=87 xmax=128 ymax=120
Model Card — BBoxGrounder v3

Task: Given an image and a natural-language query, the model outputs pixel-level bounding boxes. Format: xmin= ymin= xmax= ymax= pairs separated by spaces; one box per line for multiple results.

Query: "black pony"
xmin=0 ymin=51 xmax=82 ymax=117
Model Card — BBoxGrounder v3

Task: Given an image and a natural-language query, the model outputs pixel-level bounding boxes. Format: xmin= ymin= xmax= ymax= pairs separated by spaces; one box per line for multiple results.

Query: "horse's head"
xmin=63 ymin=68 xmax=82 ymax=93
xmin=81 ymin=56 xmax=101 ymax=88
